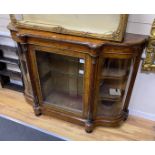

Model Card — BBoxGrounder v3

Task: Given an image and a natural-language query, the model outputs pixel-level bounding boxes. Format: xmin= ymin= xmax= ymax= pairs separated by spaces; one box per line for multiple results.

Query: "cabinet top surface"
xmin=9 ymin=23 xmax=148 ymax=48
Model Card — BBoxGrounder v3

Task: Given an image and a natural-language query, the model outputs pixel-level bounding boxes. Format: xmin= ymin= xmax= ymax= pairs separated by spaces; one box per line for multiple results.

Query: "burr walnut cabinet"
xmin=8 ymin=23 xmax=147 ymax=133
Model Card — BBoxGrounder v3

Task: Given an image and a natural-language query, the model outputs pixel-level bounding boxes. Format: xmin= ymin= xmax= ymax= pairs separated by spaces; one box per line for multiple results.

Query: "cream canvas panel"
xmin=21 ymin=14 xmax=120 ymax=34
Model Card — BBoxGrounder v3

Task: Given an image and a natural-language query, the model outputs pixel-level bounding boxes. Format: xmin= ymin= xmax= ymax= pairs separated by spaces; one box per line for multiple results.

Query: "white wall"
xmin=0 ymin=14 xmax=16 ymax=46
xmin=126 ymin=14 xmax=155 ymax=121
xmin=0 ymin=14 xmax=155 ymax=121
xmin=0 ymin=14 xmax=10 ymax=35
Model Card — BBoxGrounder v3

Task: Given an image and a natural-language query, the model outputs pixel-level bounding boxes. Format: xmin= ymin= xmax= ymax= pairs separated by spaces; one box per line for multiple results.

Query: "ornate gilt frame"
xmin=142 ymin=19 xmax=155 ymax=72
xmin=10 ymin=14 xmax=128 ymax=42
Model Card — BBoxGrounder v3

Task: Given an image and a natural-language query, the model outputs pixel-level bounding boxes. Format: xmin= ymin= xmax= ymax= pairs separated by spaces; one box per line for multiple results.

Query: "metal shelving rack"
xmin=0 ymin=45 xmax=24 ymax=92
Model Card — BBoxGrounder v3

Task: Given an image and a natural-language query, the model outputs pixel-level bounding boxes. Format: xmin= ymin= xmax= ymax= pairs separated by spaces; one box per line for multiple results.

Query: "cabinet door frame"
xmin=93 ymin=53 xmax=136 ymax=120
xmin=27 ymin=44 xmax=90 ymax=118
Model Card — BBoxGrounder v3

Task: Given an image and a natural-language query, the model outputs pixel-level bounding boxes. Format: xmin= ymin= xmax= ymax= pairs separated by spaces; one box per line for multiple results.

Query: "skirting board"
xmin=129 ymin=108 xmax=155 ymax=121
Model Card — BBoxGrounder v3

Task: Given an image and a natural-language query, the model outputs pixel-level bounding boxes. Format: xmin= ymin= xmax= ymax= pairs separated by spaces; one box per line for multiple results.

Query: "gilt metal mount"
xmin=142 ymin=19 xmax=155 ymax=72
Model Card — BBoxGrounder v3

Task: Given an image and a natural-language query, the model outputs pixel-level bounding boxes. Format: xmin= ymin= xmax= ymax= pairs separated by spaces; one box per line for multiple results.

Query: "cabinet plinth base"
xmin=29 ymin=102 xmax=129 ymax=132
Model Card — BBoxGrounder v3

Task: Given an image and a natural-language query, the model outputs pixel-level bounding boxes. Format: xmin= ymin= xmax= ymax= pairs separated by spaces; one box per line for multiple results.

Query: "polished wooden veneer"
xmin=8 ymin=23 xmax=147 ymax=132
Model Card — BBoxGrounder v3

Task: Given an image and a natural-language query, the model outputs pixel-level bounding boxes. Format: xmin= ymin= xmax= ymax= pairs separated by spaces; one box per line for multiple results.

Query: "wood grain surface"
xmin=0 ymin=88 xmax=154 ymax=140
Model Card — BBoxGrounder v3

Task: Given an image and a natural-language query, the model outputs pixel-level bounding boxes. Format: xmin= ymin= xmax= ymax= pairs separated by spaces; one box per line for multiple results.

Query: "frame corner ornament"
xmin=112 ymin=14 xmax=128 ymax=41
xmin=142 ymin=19 xmax=155 ymax=72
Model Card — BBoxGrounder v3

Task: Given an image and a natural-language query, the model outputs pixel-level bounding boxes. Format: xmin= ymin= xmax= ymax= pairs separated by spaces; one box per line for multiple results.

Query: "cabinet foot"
xmin=33 ymin=106 xmax=42 ymax=116
xmin=123 ymin=109 xmax=129 ymax=121
xmin=85 ymin=121 xmax=94 ymax=133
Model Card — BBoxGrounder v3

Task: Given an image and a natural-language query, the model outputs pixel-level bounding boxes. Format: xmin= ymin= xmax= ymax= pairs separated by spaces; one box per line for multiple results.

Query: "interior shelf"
xmin=40 ymin=70 xmax=84 ymax=84
xmin=100 ymin=68 xmax=128 ymax=80
xmin=96 ymin=58 xmax=132 ymax=117
xmin=45 ymin=91 xmax=83 ymax=112
xmin=99 ymin=82 xmax=124 ymax=102
xmin=51 ymin=69 xmax=84 ymax=78
xmin=99 ymin=94 xmax=122 ymax=102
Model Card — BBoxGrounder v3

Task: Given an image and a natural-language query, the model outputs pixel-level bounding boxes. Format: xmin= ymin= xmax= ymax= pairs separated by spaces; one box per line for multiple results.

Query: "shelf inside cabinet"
xmin=45 ymin=91 xmax=83 ymax=112
xmin=40 ymin=70 xmax=84 ymax=84
xmin=100 ymin=68 xmax=128 ymax=80
xmin=51 ymin=69 xmax=84 ymax=78
xmin=99 ymin=83 xmax=124 ymax=102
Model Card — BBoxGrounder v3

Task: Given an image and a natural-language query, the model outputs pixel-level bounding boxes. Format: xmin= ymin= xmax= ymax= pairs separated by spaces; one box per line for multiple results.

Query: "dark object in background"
xmin=0 ymin=45 xmax=24 ymax=92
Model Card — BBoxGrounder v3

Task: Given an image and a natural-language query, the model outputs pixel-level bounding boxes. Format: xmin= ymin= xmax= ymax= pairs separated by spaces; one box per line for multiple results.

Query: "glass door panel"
xmin=36 ymin=51 xmax=84 ymax=112
xmin=97 ymin=58 xmax=133 ymax=117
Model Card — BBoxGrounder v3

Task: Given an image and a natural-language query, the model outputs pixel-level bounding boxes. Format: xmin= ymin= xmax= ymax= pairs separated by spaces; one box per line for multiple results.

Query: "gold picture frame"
xmin=142 ymin=19 xmax=155 ymax=72
xmin=10 ymin=14 xmax=128 ymax=42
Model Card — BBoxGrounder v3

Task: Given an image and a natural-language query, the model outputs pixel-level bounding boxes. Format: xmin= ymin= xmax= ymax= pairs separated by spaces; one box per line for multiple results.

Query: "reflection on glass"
xmin=36 ymin=51 xmax=84 ymax=112
xmin=97 ymin=58 xmax=132 ymax=117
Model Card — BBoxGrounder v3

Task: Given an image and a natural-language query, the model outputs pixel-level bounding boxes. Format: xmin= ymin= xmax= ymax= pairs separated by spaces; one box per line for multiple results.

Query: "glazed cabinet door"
xmin=95 ymin=56 xmax=134 ymax=118
xmin=29 ymin=45 xmax=89 ymax=117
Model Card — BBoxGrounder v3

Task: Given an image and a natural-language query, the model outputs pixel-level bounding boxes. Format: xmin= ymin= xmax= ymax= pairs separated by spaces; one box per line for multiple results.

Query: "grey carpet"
xmin=0 ymin=115 xmax=67 ymax=141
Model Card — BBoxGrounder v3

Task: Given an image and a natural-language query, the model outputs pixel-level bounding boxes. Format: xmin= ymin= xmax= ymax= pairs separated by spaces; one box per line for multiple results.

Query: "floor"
xmin=0 ymin=88 xmax=155 ymax=140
